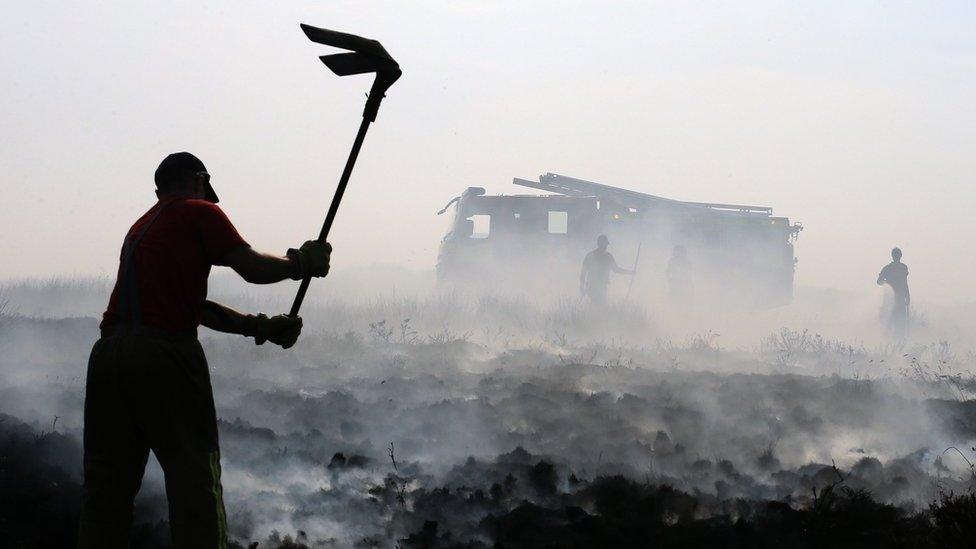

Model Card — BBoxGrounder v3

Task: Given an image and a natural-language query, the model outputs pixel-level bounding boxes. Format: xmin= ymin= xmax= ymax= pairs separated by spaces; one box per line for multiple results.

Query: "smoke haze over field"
xmin=4 ymin=3 xmax=976 ymax=546
xmin=3 ymin=279 xmax=976 ymax=545
xmin=2 ymin=1 xmax=976 ymax=302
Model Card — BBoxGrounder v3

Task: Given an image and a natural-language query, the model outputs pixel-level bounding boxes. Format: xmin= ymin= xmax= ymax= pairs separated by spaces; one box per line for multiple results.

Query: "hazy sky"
xmin=2 ymin=1 xmax=974 ymax=302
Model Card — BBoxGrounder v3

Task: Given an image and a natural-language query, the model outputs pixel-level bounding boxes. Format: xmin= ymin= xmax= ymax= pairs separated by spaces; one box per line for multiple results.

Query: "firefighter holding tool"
xmin=580 ymin=235 xmax=634 ymax=305
xmin=877 ymin=246 xmax=910 ymax=338
xmin=78 ymin=152 xmax=331 ymax=547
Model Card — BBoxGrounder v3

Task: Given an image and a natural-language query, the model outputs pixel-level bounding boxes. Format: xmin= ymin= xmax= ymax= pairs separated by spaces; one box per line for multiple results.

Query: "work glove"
xmin=248 ymin=313 xmax=303 ymax=349
xmin=287 ymin=240 xmax=332 ymax=280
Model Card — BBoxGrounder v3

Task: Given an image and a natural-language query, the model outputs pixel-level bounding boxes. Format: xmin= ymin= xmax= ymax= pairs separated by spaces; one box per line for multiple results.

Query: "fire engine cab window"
xmin=469 ymin=214 xmax=490 ymax=239
xmin=548 ymin=211 xmax=568 ymax=234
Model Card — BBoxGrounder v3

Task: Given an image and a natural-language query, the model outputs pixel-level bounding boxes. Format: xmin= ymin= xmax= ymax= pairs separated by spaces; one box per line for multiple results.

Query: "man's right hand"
xmin=287 ymin=241 xmax=332 ymax=280
xmin=249 ymin=313 xmax=303 ymax=349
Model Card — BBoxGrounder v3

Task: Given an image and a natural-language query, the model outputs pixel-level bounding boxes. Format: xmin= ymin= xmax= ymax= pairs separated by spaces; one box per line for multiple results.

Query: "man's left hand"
xmin=249 ymin=313 xmax=303 ymax=349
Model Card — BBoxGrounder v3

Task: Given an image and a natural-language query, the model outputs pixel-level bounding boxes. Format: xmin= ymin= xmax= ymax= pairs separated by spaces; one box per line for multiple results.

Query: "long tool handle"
xmin=289 ymin=116 xmax=373 ymax=317
xmin=625 ymin=242 xmax=643 ymax=300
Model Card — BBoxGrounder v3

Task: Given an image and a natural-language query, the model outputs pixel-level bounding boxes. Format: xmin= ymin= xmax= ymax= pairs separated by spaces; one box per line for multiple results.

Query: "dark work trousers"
xmin=586 ymin=284 xmax=608 ymax=306
xmin=78 ymin=326 xmax=227 ymax=548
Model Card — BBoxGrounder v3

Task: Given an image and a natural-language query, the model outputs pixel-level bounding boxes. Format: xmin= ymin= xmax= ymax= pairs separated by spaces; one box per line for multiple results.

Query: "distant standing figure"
xmin=667 ymin=245 xmax=693 ymax=308
xmin=580 ymin=235 xmax=633 ymax=305
xmin=877 ymin=247 xmax=910 ymax=336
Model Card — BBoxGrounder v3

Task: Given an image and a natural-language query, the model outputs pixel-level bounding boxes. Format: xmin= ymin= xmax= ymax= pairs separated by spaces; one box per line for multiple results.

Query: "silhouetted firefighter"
xmin=579 ymin=235 xmax=634 ymax=305
xmin=78 ymin=153 xmax=331 ymax=548
xmin=877 ymin=247 xmax=910 ymax=337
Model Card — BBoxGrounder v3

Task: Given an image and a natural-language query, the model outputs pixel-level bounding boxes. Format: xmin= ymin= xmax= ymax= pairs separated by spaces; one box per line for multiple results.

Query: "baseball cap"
xmin=154 ymin=152 xmax=219 ymax=203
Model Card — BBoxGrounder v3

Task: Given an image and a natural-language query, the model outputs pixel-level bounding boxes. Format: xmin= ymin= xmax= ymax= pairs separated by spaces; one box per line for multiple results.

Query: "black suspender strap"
xmin=117 ymin=199 xmax=178 ymax=325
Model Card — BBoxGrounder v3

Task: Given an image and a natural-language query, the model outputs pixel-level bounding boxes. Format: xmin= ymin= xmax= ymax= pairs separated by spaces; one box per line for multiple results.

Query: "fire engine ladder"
xmin=513 ymin=173 xmax=773 ymax=216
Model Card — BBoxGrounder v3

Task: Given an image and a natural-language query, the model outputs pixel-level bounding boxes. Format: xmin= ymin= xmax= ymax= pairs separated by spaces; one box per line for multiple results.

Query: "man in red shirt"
xmin=78 ymin=152 xmax=331 ymax=548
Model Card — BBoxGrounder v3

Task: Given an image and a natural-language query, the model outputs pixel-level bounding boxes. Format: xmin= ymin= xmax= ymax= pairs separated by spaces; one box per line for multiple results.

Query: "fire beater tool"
xmin=289 ymin=24 xmax=402 ymax=317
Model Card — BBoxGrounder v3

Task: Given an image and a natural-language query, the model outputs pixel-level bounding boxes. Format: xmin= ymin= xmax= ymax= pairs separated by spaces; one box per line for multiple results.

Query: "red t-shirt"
xmin=102 ymin=197 xmax=249 ymax=332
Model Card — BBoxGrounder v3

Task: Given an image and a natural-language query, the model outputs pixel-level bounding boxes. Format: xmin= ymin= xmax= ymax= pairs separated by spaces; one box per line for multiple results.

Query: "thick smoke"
xmin=1 ymin=273 xmax=975 ymax=546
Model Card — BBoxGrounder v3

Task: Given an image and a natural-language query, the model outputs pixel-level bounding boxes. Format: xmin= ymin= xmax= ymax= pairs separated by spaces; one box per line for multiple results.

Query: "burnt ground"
xmin=2 ymin=292 xmax=976 ymax=547
xmin=2 ymin=413 xmax=976 ymax=548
